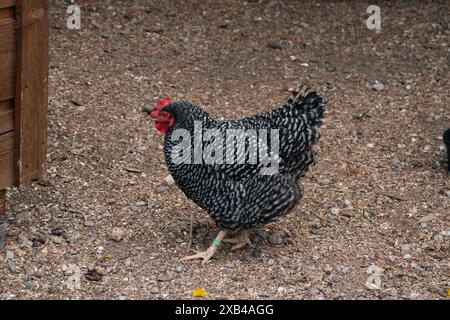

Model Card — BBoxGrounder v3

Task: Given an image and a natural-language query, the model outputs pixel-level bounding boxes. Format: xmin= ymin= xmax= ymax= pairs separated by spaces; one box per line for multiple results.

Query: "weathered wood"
xmin=15 ymin=0 xmax=48 ymax=185
xmin=0 ymin=100 xmax=14 ymax=134
xmin=0 ymin=0 xmax=15 ymax=10
xmin=0 ymin=132 xmax=14 ymax=189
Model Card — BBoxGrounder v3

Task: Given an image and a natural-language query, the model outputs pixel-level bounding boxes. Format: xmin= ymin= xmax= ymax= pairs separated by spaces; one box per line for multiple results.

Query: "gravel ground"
xmin=1 ymin=0 xmax=449 ymax=300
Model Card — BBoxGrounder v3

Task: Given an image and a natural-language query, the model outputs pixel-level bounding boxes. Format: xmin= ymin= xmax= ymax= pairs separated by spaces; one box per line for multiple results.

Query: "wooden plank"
xmin=0 ymin=132 xmax=14 ymax=189
xmin=0 ymin=100 xmax=14 ymax=134
xmin=15 ymin=0 xmax=48 ymax=185
xmin=0 ymin=6 xmax=13 ymax=19
xmin=0 ymin=0 xmax=15 ymax=10
xmin=0 ymin=61 xmax=14 ymax=101
xmin=0 ymin=13 xmax=16 ymax=51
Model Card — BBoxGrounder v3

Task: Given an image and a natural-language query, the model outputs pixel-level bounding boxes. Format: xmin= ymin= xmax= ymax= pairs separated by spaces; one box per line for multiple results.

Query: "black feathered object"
xmin=153 ymin=85 xmax=325 ymax=231
xmin=444 ymin=128 xmax=450 ymax=171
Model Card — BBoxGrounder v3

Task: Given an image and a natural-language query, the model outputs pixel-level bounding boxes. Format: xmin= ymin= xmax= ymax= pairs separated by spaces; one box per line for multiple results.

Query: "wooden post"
xmin=15 ymin=0 xmax=49 ymax=185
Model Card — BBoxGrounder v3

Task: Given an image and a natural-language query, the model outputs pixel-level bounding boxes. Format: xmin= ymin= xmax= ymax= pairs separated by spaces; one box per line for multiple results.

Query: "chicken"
xmin=150 ymin=85 xmax=326 ymax=264
xmin=444 ymin=128 xmax=450 ymax=171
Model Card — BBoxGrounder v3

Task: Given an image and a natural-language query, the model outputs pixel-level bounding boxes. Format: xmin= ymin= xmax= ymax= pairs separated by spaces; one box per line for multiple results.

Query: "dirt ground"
xmin=1 ymin=0 xmax=449 ymax=300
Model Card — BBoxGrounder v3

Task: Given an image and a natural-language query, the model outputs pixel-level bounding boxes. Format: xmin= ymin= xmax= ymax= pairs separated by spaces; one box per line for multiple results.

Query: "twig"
xmin=125 ymin=167 xmax=142 ymax=174
xmin=380 ymin=193 xmax=407 ymax=201
xmin=186 ymin=210 xmax=194 ymax=253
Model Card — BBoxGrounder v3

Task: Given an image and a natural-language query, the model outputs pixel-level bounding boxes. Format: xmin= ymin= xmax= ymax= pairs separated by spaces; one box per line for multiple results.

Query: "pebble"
xmin=389 ymin=288 xmax=398 ymax=297
xmin=118 ymin=295 xmax=127 ymax=301
xmin=142 ymin=103 xmax=154 ymax=114
xmin=25 ymin=282 xmax=38 ymax=290
xmin=25 ymin=265 xmax=37 ymax=277
xmin=404 ymin=254 xmax=412 ymax=261
xmin=433 ymin=234 xmax=443 ymax=241
xmin=387 ymin=255 xmax=396 ymax=263
xmin=124 ymin=258 xmax=133 ymax=270
xmin=164 ymin=175 xmax=175 ymax=185
xmin=96 ymin=246 xmax=105 ymax=254
xmin=313 ymin=222 xmax=322 ymax=229
xmin=372 ymin=81 xmax=385 ymax=92
xmin=267 ymin=258 xmax=275 ymax=266
xmin=344 ymin=199 xmax=352 ymax=208
xmin=331 ymin=208 xmax=340 ymax=215
xmin=136 ymin=201 xmax=147 ymax=207
xmin=174 ymin=266 xmax=183 ymax=273
xmin=6 ymin=250 xmax=14 ymax=260
xmin=340 ymin=266 xmax=350 ymax=274
xmin=51 ymin=226 xmax=66 ymax=237
xmin=267 ymin=232 xmax=283 ymax=245
xmin=441 ymin=230 xmax=450 ymax=237
xmin=18 ymin=235 xmax=30 ymax=247
xmin=84 ymin=220 xmax=95 ymax=227
xmin=401 ymin=244 xmax=411 ymax=252
xmin=267 ymin=39 xmax=282 ymax=49
xmin=109 ymin=227 xmax=125 ymax=242
xmin=7 ymin=260 xmax=15 ymax=273
xmin=224 ymin=263 xmax=235 ymax=269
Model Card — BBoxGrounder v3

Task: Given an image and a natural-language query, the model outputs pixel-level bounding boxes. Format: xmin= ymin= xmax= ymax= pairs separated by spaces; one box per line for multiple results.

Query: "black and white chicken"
xmin=150 ymin=85 xmax=326 ymax=264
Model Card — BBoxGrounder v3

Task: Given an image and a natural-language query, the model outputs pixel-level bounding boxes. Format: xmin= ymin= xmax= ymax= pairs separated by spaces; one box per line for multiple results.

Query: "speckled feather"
xmin=161 ymin=85 xmax=326 ymax=230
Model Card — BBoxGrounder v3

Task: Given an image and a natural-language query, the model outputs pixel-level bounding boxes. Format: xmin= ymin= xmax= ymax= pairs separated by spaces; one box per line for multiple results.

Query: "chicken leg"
xmin=223 ymin=230 xmax=252 ymax=250
xmin=181 ymin=230 xmax=228 ymax=265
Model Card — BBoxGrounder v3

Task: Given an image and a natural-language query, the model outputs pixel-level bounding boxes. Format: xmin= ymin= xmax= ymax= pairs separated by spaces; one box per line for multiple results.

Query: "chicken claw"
xmin=223 ymin=230 xmax=253 ymax=251
xmin=181 ymin=230 xmax=228 ymax=266
xmin=181 ymin=245 xmax=218 ymax=265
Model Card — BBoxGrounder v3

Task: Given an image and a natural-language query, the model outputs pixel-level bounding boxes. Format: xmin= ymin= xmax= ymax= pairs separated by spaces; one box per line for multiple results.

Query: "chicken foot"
xmin=223 ymin=230 xmax=253 ymax=250
xmin=181 ymin=230 xmax=228 ymax=265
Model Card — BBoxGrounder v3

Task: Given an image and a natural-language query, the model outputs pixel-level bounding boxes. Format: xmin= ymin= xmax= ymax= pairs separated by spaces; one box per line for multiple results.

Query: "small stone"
xmin=142 ymin=104 xmax=153 ymax=114
xmin=401 ymin=244 xmax=411 ymax=252
xmin=25 ymin=282 xmax=38 ymax=290
xmin=164 ymin=175 xmax=175 ymax=185
xmin=331 ymin=208 xmax=340 ymax=215
xmin=6 ymin=251 xmax=14 ymax=260
xmin=387 ymin=255 xmax=396 ymax=263
xmin=18 ymin=235 xmax=30 ymax=247
xmin=433 ymin=234 xmax=443 ymax=241
xmin=84 ymin=220 xmax=95 ymax=227
xmin=118 ymin=295 xmax=127 ymax=301
xmin=372 ymin=81 xmax=385 ymax=92
xmin=344 ymin=199 xmax=352 ymax=207
xmin=174 ymin=266 xmax=183 ymax=273
xmin=25 ymin=265 xmax=37 ymax=276
xmin=404 ymin=254 xmax=412 ymax=261
xmin=124 ymin=258 xmax=133 ymax=269
xmin=109 ymin=227 xmax=125 ymax=242
xmin=319 ymin=179 xmax=330 ymax=186
xmin=136 ymin=201 xmax=147 ymax=207
xmin=96 ymin=246 xmax=105 ymax=254
xmin=267 ymin=39 xmax=282 ymax=49
xmin=7 ymin=260 xmax=15 ymax=273
xmin=340 ymin=266 xmax=350 ymax=274
xmin=51 ymin=226 xmax=66 ymax=237
xmin=441 ymin=230 xmax=450 ymax=237
xmin=267 ymin=232 xmax=283 ymax=245
xmin=267 ymin=258 xmax=275 ymax=266
xmin=389 ymin=288 xmax=398 ymax=297
xmin=224 ymin=263 xmax=235 ymax=269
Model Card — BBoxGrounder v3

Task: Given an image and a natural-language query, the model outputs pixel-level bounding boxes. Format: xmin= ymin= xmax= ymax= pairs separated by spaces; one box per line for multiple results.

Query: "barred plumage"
xmin=159 ymin=85 xmax=326 ymax=231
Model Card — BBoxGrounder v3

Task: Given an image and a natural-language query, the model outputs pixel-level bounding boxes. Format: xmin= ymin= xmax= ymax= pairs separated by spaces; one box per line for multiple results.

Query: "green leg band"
xmin=212 ymin=239 xmax=221 ymax=247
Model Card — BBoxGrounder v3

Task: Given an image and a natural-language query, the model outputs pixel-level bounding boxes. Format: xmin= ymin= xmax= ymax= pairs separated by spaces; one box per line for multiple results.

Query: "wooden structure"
xmin=0 ymin=0 xmax=48 ymax=243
